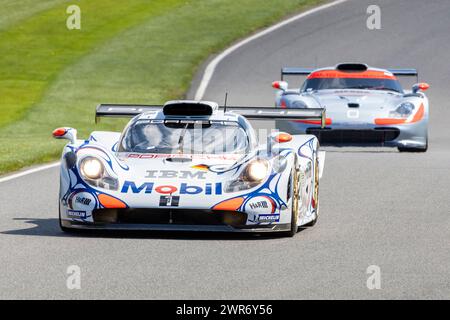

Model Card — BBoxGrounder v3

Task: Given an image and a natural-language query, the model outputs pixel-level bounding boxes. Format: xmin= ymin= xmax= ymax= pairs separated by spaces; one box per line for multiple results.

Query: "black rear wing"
xmin=96 ymin=104 xmax=163 ymax=123
xmin=281 ymin=67 xmax=314 ymax=80
xmin=224 ymin=106 xmax=325 ymax=126
xmin=281 ymin=67 xmax=419 ymax=81
xmin=96 ymin=104 xmax=327 ymax=128
xmin=387 ymin=69 xmax=418 ymax=82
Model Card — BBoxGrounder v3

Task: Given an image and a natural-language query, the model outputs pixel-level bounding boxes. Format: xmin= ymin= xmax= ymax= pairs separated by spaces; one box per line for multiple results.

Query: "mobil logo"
xmin=121 ymin=181 xmax=223 ymax=195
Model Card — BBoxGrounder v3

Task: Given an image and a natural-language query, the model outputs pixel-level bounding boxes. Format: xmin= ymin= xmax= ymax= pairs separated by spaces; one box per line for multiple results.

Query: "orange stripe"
xmin=98 ymin=194 xmax=127 ymax=209
xmin=191 ymin=164 xmax=209 ymax=171
xmin=307 ymin=70 xmax=396 ymax=80
xmin=374 ymin=118 xmax=405 ymax=125
xmin=411 ymin=104 xmax=425 ymax=122
xmin=295 ymin=118 xmax=332 ymax=125
xmin=374 ymin=104 xmax=424 ymax=125
xmin=212 ymin=197 xmax=245 ymax=211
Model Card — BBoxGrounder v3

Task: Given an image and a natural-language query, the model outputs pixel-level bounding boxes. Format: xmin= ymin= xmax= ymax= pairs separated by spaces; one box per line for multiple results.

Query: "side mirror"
xmin=267 ymin=131 xmax=292 ymax=154
xmin=52 ymin=127 xmax=77 ymax=144
xmin=272 ymin=81 xmax=288 ymax=92
xmin=412 ymin=82 xmax=430 ymax=93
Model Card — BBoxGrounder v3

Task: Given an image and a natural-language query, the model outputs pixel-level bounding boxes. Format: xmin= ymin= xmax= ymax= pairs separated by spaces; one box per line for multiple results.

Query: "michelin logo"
xmin=258 ymin=214 xmax=280 ymax=222
xmin=67 ymin=210 xmax=87 ymax=219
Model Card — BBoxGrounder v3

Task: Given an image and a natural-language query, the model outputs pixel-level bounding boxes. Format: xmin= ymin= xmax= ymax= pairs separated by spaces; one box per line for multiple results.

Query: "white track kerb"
xmin=194 ymin=0 xmax=350 ymax=100
xmin=0 ymin=0 xmax=348 ymax=184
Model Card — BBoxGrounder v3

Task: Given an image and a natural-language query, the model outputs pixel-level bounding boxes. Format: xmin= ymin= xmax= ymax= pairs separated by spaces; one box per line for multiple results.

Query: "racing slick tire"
xmin=59 ymin=206 xmax=79 ymax=233
xmin=398 ymin=136 xmax=428 ymax=153
xmin=59 ymin=216 xmax=71 ymax=233
xmin=304 ymin=157 xmax=320 ymax=227
xmin=59 ymin=207 xmax=71 ymax=233
xmin=60 ymin=225 xmax=72 ymax=233
xmin=397 ymin=144 xmax=428 ymax=152
xmin=285 ymin=166 xmax=300 ymax=237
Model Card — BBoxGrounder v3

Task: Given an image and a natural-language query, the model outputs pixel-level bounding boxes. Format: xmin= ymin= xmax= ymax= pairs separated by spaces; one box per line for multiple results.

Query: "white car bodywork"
xmin=55 ymin=100 xmax=326 ymax=236
xmin=273 ymin=63 xmax=430 ymax=152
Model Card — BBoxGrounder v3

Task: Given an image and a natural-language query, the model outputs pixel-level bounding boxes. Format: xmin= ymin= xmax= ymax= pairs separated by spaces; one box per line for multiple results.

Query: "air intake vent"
xmin=336 ymin=63 xmax=368 ymax=72
xmin=163 ymin=101 xmax=215 ymax=116
xmin=306 ymin=128 xmax=400 ymax=144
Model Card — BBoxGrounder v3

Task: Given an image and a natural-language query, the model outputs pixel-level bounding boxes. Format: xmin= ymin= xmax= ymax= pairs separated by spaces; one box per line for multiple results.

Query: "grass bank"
xmin=0 ymin=0 xmax=325 ymax=174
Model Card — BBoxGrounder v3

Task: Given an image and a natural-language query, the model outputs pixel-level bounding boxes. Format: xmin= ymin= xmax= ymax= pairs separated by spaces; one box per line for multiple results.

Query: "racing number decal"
xmin=347 ymin=109 xmax=360 ymax=118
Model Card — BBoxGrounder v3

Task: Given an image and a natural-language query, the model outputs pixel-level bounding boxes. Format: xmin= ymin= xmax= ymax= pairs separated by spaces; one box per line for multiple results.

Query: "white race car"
xmin=53 ymin=100 xmax=326 ymax=236
xmin=273 ymin=63 xmax=430 ymax=152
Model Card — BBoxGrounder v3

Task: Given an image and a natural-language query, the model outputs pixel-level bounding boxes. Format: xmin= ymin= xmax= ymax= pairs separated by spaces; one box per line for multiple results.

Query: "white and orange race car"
xmin=273 ymin=63 xmax=429 ymax=152
xmin=53 ymin=100 xmax=326 ymax=236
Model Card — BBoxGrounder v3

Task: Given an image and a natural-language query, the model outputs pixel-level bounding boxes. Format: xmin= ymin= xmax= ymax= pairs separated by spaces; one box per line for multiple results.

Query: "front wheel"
xmin=285 ymin=167 xmax=300 ymax=237
xmin=398 ymin=145 xmax=428 ymax=152
xmin=59 ymin=206 xmax=77 ymax=233
xmin=398 ymin=135 xmax=428 ymax=152
xmin=304 ymin=156 xmax=320 ymax=227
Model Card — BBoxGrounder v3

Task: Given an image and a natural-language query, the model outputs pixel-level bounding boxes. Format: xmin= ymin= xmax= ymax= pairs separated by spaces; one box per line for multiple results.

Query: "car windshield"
xmin=302 ymin=78 xmax=403 ymax=93
xmin=119 ymin=120 xmax=249 ymax=154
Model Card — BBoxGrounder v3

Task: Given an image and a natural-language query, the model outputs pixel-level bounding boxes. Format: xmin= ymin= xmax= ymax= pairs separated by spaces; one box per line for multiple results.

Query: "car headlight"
xmin=80 ymin=157 xmax=103 ymax=179
xmin=79 ymin=157 xmax=118 ymax=190
xmin=225 ymin=159 xmax=269 ymax=193
xmin=392 ymin=102 xmax=415 ymax=118
xmin=244 ymin=160 xmax=269 ymax=182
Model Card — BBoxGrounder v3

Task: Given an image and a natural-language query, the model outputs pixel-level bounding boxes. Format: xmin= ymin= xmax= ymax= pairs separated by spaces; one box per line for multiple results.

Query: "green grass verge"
xmin=0 ymin=0 xmax=325 ymax=175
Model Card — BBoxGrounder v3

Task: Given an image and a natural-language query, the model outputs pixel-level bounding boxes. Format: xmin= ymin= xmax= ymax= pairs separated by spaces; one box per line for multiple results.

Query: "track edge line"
xmin=0 ymin=162 xmax=60 ymax=184
xmin=193 ymin=0 xmax=350 ymax=100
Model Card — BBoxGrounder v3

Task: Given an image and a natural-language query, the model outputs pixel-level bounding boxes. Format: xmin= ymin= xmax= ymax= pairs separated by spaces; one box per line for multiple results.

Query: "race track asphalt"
xmin=1 ymin=0 xmax=449 ymax=299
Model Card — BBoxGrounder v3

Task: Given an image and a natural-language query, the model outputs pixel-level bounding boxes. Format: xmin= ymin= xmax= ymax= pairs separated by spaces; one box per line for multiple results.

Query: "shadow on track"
xmin=1 ymin=218 xmax=309 ymax=241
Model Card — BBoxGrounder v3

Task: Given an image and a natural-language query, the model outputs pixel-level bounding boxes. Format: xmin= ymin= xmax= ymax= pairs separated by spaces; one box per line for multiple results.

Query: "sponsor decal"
xmin=145 ymin=170 xmax=206 ymax=180
xmin=159 ymin=195 xmax=180 ymax=207
xmin=127 ymin=153 xmax=241 ymax=160
xmin=75 ymin=196 xmax=92 ymax=206
xmin=121 ymin=181 xmax=222 ymax=195
xmin=67 ymin=210 xmax=87 ymax=219
xmin=68 ymin=191 xmax=96 ymax=211
xmin=258 ymin=214 xmax=280 ymax=223
xmin=244 ymin=196 xmax=276 ymax=214
xmin=249 ymin=200 xmax=268 ymax=210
